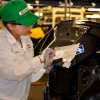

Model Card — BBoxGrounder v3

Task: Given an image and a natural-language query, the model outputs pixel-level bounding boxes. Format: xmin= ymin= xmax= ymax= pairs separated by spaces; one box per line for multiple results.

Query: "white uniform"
xmin=0 ymin=27 xmax=45 ymax=100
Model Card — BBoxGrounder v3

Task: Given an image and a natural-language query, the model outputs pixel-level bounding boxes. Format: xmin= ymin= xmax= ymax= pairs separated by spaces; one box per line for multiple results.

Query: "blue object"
xmin=76 ymin=45 xmax=84 ymax=55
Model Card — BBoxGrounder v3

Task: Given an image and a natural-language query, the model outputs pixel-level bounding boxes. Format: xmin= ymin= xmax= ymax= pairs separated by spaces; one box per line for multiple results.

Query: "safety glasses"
xmin=9 ymin=22 xmax=22 ymax=25
xmin=9 ymin=22 xmax=32 ymax=28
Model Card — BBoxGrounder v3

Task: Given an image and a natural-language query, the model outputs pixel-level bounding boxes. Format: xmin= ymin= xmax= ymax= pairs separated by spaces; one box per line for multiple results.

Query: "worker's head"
xmin=0 ymin=0 xmax=39 ymax=26
xmin=0 ymin=0 xmax=39 ymax=36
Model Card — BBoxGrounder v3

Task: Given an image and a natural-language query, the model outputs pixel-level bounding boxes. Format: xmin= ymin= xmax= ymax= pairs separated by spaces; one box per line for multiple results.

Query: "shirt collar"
xmin=3 ymin=27 xmax=18 ymax=45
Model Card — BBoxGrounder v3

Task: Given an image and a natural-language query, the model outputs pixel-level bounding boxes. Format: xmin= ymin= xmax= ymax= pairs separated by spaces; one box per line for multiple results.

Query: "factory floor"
xmin=27 ymin=74 xmax=49 ymax=100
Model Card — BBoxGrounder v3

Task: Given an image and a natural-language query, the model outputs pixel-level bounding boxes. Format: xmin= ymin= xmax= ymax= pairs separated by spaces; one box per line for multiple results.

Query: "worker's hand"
xmin=44 ymin=48 xmax=55 ymax=66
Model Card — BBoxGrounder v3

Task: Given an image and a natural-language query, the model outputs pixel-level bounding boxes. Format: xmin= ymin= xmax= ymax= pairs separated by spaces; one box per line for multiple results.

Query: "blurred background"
xmin=1 ymin=0 xmax=100 ymax=29
xmin=0 ymin=0 xmax=100 ymax=100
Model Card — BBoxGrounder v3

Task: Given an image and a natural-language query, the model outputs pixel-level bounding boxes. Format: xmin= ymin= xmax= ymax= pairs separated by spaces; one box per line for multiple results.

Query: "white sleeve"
xmin=0 ymin=50 xmax=45 ymax=81
xmin=30 ymin=55 xmax=46 ymax=82
xmin=31 ymin=64 xmax=45 ymax=82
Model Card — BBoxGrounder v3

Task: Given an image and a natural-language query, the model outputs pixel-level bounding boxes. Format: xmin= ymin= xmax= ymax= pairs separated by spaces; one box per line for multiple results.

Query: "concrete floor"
xmin=28 ymin=74 xmax=49 ymax=100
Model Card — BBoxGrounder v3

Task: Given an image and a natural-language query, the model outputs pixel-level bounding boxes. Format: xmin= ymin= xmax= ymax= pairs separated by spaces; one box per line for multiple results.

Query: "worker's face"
xmin=7 ymin=23 xmax=32 ymax=36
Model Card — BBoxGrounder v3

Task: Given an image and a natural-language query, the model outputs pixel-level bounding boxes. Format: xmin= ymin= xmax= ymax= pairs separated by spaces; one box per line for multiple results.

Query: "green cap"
xmin=0 ymin=0 xmax=39 ymax=26
xmin=0 ymin=5 xmax=2 ymax=19
xmin=0 ymin=9 xmax=1 ymax=19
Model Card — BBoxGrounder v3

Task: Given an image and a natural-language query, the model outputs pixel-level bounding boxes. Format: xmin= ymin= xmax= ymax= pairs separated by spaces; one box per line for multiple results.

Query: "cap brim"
xmin=16 ymin=12 xmax=39 ymax=26
xmin=0 ymin=6 xmax=2 ymax=19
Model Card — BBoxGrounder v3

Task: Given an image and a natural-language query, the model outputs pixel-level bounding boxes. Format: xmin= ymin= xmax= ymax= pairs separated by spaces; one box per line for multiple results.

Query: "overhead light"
xmin=34 ymin=12 xmax=43 ymax=17
xmin=35 ymin=0 xmax=39 ymax=4
xmin=86 ymin=14 xmax=100 ymax=18
xmin=66 ymin=13 xmax=70 ymax=16
xmin=40 ymin=13 xmax=43 ymax=17
xmin=91 ymin=2 xmax=96 ymax=7
xmin=35 ymin=12 xmax=39 ymax=16
xmin=87 ymin=8 xmax=100 ymax=11
xmin=71 ymin=2 xmax=73 ymax=6
xmin=27 ymin=4 xmax=33 ymax=10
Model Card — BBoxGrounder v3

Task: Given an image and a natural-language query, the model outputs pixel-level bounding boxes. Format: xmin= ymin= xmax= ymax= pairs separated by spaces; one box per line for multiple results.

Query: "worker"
xmin=0 ymin=0 xmax=55 ymax=100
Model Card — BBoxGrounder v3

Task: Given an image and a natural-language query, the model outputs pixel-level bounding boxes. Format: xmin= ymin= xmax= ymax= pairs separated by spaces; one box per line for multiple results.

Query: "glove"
xmin=43 ymin=48 xmax=55 ymax=66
